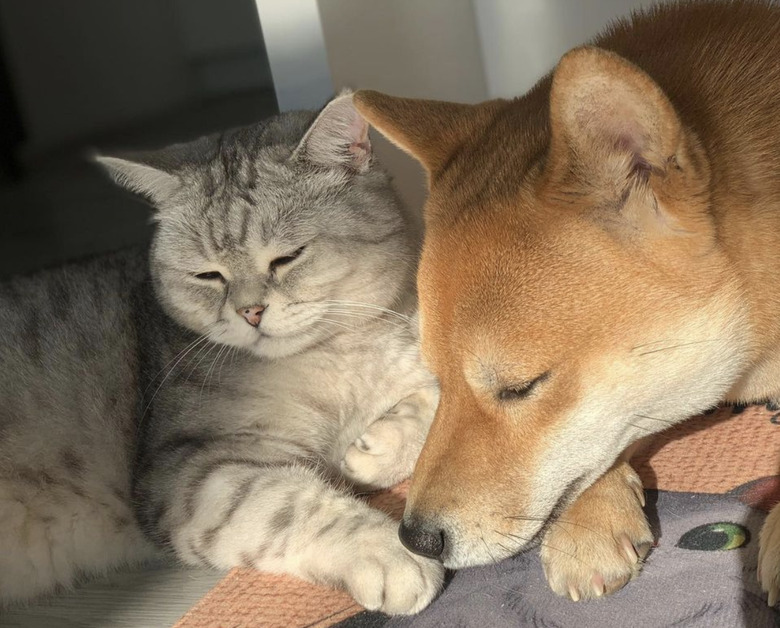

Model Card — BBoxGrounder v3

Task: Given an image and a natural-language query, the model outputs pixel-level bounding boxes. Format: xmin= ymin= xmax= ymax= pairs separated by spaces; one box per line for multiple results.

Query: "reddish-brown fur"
xmin=356 ymin=0 xmax=780 ymax=602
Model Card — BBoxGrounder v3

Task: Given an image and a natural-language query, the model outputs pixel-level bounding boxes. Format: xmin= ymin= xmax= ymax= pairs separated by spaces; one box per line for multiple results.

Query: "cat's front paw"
xmin=342 ymin=522 xmax=444 ymax=614
xmin=758 ymin=501 xmax=780 ymax=605
xmin=541 ymin=461 xmax=653 ymax=601
xmin=341 ymin=414 xmax=426 ymax=489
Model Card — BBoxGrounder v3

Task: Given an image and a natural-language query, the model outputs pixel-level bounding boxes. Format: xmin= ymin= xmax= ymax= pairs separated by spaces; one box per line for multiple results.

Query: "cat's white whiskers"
xmin=189 ymin=339 xmax=222 ymax=383
xmin=219 ymin=346 xmax=237 ymax=384
xmin=180 ymin=341 xmax=215 ymax=386
xmin=141 ymin=332 xmax=210 ymax=400
xmin=324 ymin=309 xmax=409 ymax=333
xmin=182 ymin=329 xmax=226 ymax=387
xmin=201 ymin=343 xmax=229 ymax=403
xmin=320 ymin=300 xmax=414 ymax=324
xmin=140 ymin=332 xmax=213 ymax=421
xmin=315 ymin=317 xmax=358 ymax=333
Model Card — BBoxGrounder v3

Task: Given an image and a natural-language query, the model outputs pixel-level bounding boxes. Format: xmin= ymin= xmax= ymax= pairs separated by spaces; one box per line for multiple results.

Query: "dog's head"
xmin=355 ymin=47 xmax=751 ymax=568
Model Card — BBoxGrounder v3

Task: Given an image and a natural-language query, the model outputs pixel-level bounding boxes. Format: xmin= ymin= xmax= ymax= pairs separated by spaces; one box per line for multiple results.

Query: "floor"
xmin=0 ymin=561 xmax=224 ymax=628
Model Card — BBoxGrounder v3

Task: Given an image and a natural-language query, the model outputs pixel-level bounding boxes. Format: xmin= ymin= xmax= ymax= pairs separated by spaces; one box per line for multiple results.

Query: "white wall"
xmin=316 ymin=0 xmax=488 ymax=233
xmin=258 ymin=0 xmax=652 ymax=230
xmin=255 ymin=0 xmax=333 ymax=112
xmin=473 ymin=0 xmax=653 ymax=99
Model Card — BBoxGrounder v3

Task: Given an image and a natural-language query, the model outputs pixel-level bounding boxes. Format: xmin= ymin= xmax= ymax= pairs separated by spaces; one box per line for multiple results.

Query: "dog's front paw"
xmin=341 ymin=414 xmax=426 ymax=489
xmin=342 ymin=522 xmax=444 ymax=614
xmin=759 ymin=502 xmax=780 ymax=605
xmin=541 ymin=461 xmax=653 ymax=601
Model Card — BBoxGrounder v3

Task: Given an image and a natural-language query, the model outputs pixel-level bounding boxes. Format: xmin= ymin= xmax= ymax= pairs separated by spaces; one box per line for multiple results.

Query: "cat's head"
xmin=97 ymin=93 xmax=414 ymax=358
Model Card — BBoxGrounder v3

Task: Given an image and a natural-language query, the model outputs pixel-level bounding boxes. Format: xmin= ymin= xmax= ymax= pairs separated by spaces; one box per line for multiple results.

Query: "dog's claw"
xmin=540 ymin=462 xmax=653 ymax=601
xmin=591 ymin=574 xmax=605 ymax=598
xmin=621 ymin=535 xmax=639 ymax=564
xmin=627 ymin=474 xmax=646 ymax=507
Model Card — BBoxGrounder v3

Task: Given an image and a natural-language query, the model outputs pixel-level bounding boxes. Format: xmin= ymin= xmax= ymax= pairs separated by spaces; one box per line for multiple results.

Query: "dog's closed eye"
xmin=497 ymin=372 xmax=550 ymax=402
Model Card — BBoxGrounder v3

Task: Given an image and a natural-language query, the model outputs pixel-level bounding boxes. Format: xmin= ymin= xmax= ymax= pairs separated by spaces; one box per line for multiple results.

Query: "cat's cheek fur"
xmin=248 ymin=335 xmax=320 ymax=359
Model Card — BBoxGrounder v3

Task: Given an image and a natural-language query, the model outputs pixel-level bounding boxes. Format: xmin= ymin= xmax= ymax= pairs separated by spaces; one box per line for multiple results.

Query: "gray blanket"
xmin=339 ymin=483 xmax=780 ymax=628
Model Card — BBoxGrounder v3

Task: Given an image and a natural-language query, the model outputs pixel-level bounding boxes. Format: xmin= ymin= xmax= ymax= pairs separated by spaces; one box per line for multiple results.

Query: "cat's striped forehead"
xmin=179 ymin=148 xmax=326 ymax=261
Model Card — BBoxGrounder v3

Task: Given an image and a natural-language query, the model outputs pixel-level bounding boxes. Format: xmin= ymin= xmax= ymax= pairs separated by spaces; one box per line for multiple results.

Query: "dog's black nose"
xmin=399 ymin=518 xmax=445 ymax=559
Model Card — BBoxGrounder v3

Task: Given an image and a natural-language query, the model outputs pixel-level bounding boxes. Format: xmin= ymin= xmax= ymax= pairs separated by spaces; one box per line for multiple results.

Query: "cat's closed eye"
xmin=270 ymin=246 xmax=306 ymax=272
xmin=194 ymin=271 xmax=225 ymax=282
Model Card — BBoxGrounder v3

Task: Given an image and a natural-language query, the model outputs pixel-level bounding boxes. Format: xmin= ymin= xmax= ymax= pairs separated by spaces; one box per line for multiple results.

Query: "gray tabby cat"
xmin=0 ymin=93 xmax=443 ymax=614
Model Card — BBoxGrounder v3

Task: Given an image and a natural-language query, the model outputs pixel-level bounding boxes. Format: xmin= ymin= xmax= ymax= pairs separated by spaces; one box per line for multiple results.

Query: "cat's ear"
xmin=292 ymin=90 xmax=372 ymax=173
xmin=93 ymin=152 xmax=181 ymax=206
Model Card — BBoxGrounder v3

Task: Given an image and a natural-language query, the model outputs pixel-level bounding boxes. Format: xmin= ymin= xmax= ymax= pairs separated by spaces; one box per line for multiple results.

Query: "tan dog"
xmin=354 ymin=0 xmax=780 ymax=604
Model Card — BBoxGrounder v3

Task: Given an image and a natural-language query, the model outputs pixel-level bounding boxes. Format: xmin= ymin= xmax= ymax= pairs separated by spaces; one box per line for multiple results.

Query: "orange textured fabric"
xmin=634 ymin=405 xmax=780 ymax=493
xmin=173 ymin=570 xmax=361 ymax=628
xmin=175 ymin=405 xmax=780 ymax=628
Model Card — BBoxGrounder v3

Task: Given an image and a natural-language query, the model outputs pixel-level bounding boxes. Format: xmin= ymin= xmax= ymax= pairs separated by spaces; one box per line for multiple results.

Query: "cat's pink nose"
xmin=237 ymin=305 xmax=266 ymax=327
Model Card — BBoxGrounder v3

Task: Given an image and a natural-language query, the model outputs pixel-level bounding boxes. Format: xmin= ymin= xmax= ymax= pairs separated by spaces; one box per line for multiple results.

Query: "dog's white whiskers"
xmin=633 ymin=338 xmax=722 ymax=356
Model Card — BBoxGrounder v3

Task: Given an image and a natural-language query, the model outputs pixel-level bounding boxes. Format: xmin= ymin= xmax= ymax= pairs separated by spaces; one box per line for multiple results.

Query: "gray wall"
xmin=317 ymin=0 xmax=488 ymax=232
xmin=0 ymin=0 xmax=271 ymax=156
xmin=173 ymin=0 xmax=272 ymax=97
xmin=0 ymin=0 xmax=189 ymax=153
xmin=255 ymin=0 xmax=333 ymax=112
xmin=473 ymin=0 xmax=655 ymax=98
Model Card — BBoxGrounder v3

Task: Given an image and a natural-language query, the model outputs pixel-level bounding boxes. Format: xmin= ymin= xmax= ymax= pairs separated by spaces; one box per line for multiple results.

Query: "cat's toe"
xmin=758 ymin=502 xmax=780 ymax=605
xmin=341 ymin=443 xmax=395 ymax=488
xmin=344 ymin=529 xmax=444 ymax=614
xmin=340 ymin=418 xmax=419 ymax=489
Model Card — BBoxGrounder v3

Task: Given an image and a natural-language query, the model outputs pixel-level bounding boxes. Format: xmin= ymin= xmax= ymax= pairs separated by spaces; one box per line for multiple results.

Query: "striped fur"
xmin=0 ymin=94 xmax=443 ymax=613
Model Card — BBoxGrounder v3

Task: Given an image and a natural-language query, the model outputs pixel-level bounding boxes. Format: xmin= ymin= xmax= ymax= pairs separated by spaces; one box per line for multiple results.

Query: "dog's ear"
xmin=546 ymin=46 xmax=683 ymax=193
xmin=729 ymin=476 xmax=780 ymax=513
xmin=353 ymin=90 xmax=484 ymax=178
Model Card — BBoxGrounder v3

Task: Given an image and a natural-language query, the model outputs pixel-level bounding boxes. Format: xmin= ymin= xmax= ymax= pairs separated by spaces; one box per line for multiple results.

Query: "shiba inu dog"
xmin=354 ymin=0 xmax=780 ymax=604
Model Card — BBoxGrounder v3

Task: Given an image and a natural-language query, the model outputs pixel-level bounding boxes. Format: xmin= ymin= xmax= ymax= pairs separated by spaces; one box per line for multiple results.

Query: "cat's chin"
xmin=242 ymin=331 xmax=324 ymax=360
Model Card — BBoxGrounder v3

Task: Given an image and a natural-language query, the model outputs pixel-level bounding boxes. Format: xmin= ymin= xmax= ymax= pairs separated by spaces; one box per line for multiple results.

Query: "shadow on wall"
xmin=0 ymin=0 xmax=277 ymax=278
